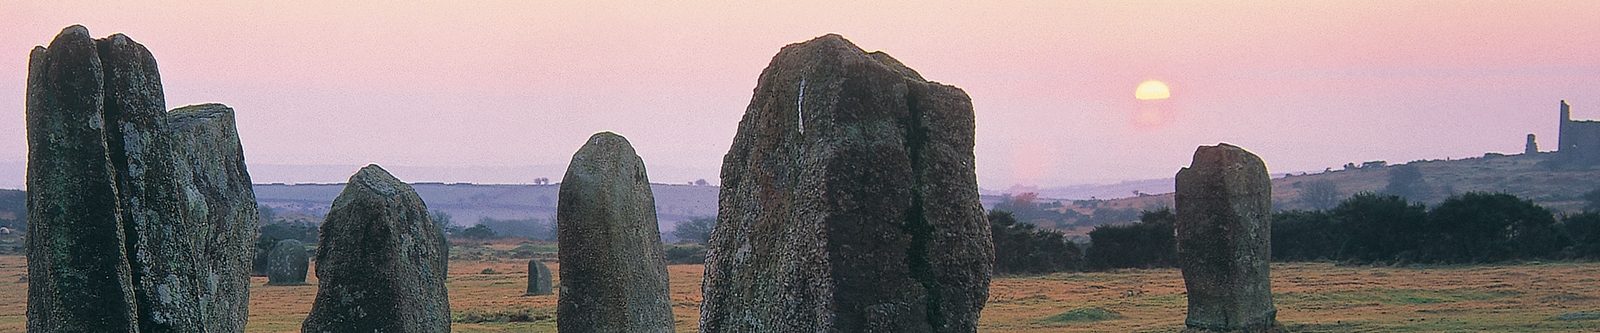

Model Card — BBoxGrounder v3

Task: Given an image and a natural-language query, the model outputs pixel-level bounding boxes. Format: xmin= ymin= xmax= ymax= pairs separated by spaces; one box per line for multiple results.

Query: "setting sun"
xmin=1135 ymin=80 xmax=1171 ymax=100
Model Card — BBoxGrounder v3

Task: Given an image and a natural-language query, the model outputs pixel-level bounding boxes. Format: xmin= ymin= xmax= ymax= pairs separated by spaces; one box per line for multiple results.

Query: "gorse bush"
xmin=1566 ymin=212 xmax=1600 ymax=258
xmin=989 ymin=210 xmax=1082 ymax=274
xmin=1327 ymin=193 xmax=1427 ymax=262
xmin=664 ymin=243 xmax=708 ymax=265
xmin=1270 ymin=210 xmax=1339 ymax=261
xmin=1084 ymin=209 xmax=1176 ymax=270
xmin=1274 ymin=191 xmax=1571 ymax=264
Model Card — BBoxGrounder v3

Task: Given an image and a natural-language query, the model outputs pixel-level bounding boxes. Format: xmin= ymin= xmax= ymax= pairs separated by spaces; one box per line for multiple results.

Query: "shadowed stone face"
xmin=303 ymin=165 xmax=450 ymax=333
xmin=1175 ymin=143 xmax=1279 ymax=332
xmin=699 ymin=34 xmax=993 ymax=333
xmin=556 ymin=132 xmax=673 ymax=333
xmin=266 ymin=239 xmax=308 ymax=286
xmin=526 ymin=260 xmax=553 ymax=296
xmin=27 ymin=26 xmax=259 ymax=333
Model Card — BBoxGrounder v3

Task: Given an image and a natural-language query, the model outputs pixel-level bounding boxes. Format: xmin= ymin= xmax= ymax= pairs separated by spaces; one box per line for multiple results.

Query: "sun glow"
xmin=1135 ymin=80 xmax=1171 ymax=100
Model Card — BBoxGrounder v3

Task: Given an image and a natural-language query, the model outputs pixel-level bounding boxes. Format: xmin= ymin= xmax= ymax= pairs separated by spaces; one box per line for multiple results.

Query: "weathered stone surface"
xmin=168 ymin=103 xmax=260 ymax=332
xmin=699 ymin=34 xmax=994 ymax=333
xmin=26 ymin=25 xmax=259 ymax=333
xmin=556 ymin=132 xmax=673 ymax=333
xmin=265 ymin=239 xmax=308 ymax=286
xmin=303 ymin=165 xmax=450 ymax=333
xmin=25 ymin=25 xmax=142 ymax=333
xmin=525 ymin=259 xmax=553 ymax=296
xmin=98 ymin=33 xmax=210 ymax=333
xmin=1174 ymin=143 xmax=1279 ymax=332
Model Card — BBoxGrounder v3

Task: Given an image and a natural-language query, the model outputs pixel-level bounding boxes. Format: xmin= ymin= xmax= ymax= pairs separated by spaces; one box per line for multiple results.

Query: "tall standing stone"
xmin=99 ymin=33 xmax=210 ymax=333
xmin=265 ymin=239 xmax=308 ymax=286
xmin=1175 ymin=143 xmax=1279 ymax=332
xmin=556 ymin=132 xmax=673 ymax=333
xmin=303 ymin=165 xmax=450 ymax=333
xmin=526 ymin=260 xmax=553 ymax=296
xmin=168 ymin=103 xmax=260 ymax=332
xmin=700 ymin=34 xmax=994 ymax=333
xmin=25 ymin=25 xmax=258 ymax=333
xmin=25 ymin=25 xmax=142 ymax=333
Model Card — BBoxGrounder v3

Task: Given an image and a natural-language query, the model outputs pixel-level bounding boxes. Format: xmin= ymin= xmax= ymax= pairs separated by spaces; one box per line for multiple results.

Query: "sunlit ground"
xmin=0 ymin=255 xmax=1598 ymax=332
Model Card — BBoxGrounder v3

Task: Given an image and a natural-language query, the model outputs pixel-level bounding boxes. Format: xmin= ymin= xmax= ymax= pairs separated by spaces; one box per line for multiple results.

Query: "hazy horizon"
xmin=3 ymin=1 xmax=1598 ymax=189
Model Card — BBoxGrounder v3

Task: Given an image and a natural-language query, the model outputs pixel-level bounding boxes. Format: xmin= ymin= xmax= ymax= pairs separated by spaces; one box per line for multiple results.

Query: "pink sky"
xmin=2 ymin=1 xmax=1598 ymax=188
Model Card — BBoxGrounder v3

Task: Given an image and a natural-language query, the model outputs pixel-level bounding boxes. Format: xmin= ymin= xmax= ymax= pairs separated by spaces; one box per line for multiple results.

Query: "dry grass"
xmin=1 ymin=256 xmax=1598 ymax=332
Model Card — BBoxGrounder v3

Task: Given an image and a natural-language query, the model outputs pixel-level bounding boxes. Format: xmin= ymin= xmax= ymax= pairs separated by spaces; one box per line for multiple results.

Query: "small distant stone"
xmin=526 ymin=260 xmax=553 ymax=296
xmin=266 ymin=239 xmax=308 ymax=286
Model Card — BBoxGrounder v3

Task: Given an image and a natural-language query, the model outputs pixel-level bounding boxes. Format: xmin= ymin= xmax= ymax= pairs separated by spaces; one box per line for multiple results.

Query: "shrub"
xmin=1419 ymin=192 xmax=1567 ymax=263
xmin=1329 ymin=192 xmax=1427 ymax=262
xmin=990 ymin=210 xmax=1083 ymax=274
xmin=1271 ymin=210 xmax=1340 ymax=261
xmin=1085 ymin=209 xmax=1175 ymax=270
xmin=664 ymin=243 xmax=708 ymax=265
xmin=1565 ymin=212 xmax=1600 ymax=258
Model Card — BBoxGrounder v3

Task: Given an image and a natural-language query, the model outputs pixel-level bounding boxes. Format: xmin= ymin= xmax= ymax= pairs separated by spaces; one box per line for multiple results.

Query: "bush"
xmin=1271 ymin=210 xmax=1340 ymax=261
xmin=1085 ymin=209 xmax=1175 ymax=270
xmin=664 ymin=243 xmax=708 ymax=265
xmin=672 ymin=217 xmax=716 ymax=244
xmin=1329 ymin=192 xmax=1427 ymax=262
xmin=1419 ymin=192 xmax=1567 ymax=263
xmin=990 ymin=210 xmax=1083 ymax=274
xmin=460 ymin=224 xmax=499 ymax=240
xmin=1565 ymin=212 xmax=1600 ymax=258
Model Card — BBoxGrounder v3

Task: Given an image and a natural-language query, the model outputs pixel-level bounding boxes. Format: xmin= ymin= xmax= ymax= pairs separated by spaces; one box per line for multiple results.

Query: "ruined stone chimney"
xmin=1527 ymin=134 xmax=1538 ymax=155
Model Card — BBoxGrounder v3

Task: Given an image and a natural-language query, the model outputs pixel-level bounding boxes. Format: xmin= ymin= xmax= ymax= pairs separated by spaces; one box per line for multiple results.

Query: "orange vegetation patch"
xmin=0 ymin=256 xmax=1598 ymax=332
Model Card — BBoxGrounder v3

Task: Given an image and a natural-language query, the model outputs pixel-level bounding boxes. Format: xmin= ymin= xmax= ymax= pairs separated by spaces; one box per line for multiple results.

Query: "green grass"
xmin=1040 ymin=307 xmax=1122 ymax=324
xmin=1277 ymin=288 xmax=1516 ymax=309
xmin=1551 ymin=311 xmax=1600 ymax=321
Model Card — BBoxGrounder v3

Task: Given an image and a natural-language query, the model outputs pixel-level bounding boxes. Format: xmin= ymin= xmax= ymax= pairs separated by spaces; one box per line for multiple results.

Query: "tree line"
xmin=989 ymin=190 xmax=1600 ymax=275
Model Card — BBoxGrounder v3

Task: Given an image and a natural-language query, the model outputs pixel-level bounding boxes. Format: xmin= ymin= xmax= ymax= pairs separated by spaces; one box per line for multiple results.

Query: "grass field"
xmin=1 ymin=255 xmax=1599 ymax=332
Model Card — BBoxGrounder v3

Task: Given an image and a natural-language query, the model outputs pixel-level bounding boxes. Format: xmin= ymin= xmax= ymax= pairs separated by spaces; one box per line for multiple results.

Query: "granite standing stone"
xmin=303 ymin=165 xmax=450 ymax=333
xmin=265 ymin=239 xmax=308 ymax=286
xmin=526 ymin=260 xmax=553 ymax=296
xmin=699 ymin=34 xmax=994 ymax=333
xmin=168 ymin=103 xmax=260 ymax=332
xmin=99 ymin=33 xmax=210 ymax=333
xmin=556 ymin=132 xmax=673 ymax=333
xmin=25 ymin=25 xmax=142 ymax=333
xmin=1175 ymin=143 xmax=1280 ymax=332
xmin=26 ymin=25 xmax=258 ymax=333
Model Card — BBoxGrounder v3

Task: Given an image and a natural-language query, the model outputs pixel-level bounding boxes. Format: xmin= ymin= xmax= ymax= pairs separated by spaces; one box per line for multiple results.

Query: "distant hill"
xmin=1068 ymin=152 xmax=1600 ymax=227
xmin=254 ymin=182 xmax=719 ymax=233
xmin=995 ymin=178 xmax=1174 ymax=201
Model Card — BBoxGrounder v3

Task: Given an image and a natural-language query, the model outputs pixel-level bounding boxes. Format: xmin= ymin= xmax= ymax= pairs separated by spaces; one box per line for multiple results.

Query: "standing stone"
xmin=25 ymin=25 xmax=257 ymax=333
xmin=1175 ymin=143 xmax=1280 ymax=332
xmin=700 ymin=34 xmax=994 ymax=333
xmin=168 ymin=103 xmax=260 ymax=332
xmin=265 ymin=239 xmax=308 ymax=286
xmin=303 ymin=165 xmax=450 ymax=333
xmin=25 ymin=25 xmax=142 ymax=333
xmin=525 ymin=260 xmax=553 ymax=296
xmin=98 ymin=33 xmax=213 ymax=332
xmin=557 ymin=132 xmax=673 ymax=333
